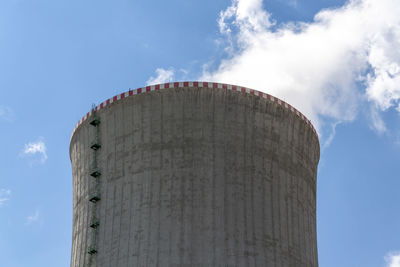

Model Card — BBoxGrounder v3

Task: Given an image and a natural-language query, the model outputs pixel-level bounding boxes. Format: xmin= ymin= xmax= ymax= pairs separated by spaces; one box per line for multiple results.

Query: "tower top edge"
xmin=69 ymin=81 xmax=319 ymax=143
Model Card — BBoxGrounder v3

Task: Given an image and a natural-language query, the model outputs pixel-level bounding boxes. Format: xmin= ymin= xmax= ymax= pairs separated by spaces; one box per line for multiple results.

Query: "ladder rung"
xmin=89 ymin=118 xmax=100 ymax=126
xmin=90 ymin=220 xmax=100 ymax=228
xmin=90 ymin=143 xmax=101 ymax=150
xmin=87 ymin=247 xmax=97 ymax=255
xmin=89 ymin=195 xmax=101 ymax=203
xmin=90 ymin=169 xmax=101 ymax=177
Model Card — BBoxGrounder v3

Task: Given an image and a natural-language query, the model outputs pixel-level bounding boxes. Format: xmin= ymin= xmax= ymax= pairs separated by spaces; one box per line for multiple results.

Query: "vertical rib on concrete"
xmin=70 ymin=86 xmax=320 ymax=267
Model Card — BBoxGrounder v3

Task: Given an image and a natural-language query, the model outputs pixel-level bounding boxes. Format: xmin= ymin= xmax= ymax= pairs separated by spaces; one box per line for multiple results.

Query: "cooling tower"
xmin=69 ymin=81 xmax=320 ymax=267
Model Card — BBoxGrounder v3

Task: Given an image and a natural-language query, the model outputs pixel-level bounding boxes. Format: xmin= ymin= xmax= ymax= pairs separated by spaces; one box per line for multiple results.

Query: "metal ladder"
xmin=87 ymin=108 xmax=101 ymax=267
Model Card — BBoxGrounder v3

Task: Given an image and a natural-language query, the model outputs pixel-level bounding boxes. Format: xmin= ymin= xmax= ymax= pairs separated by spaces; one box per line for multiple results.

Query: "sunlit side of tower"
xmin=69 ymin=82 xmax=320 ymax=267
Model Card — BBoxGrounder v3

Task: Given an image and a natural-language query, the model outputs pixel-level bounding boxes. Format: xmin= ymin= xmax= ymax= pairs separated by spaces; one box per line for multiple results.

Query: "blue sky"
xmin=1 ymin=0 xmax=399 ymax=266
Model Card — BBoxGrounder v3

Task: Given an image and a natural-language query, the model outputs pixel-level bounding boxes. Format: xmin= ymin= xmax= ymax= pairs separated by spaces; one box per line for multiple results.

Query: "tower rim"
xmin=69 ymin=81 xmax=319 ymax=144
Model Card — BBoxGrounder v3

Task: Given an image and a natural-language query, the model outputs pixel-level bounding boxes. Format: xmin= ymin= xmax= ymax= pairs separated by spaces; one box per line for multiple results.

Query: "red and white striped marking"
xmin=71 ymin=81 xmax=318 ymax=140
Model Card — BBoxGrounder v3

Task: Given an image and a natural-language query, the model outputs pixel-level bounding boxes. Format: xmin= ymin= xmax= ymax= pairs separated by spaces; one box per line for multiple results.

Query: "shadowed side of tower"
xmin=70 ymin=82 xmax=320 ymax=267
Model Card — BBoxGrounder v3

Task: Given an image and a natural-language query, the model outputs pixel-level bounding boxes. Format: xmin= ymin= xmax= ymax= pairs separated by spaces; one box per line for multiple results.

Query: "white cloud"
xmin=21 ymin=138 xmax=47 ymax=164
xmin=146 ymin=68 xmax=175 ymax=85
xmin=26 ymin=210 xmax=40 ymax=225
xmin=385 ymin=251 xmax=400 ymax=267
xmin=0 ymin=189 xmax=11 ymax=207
xmin=0 ymin=105 xmax=15 ymax=122
xmin=370 ymin=106 xmax=387 ymax=134
xmin=202 ymin=0 xmax=400 ymax=138
xmin=321 ymin=121 xmax=342 ymax=150
xmin=366 ymin=25 xmax=400 ymax=111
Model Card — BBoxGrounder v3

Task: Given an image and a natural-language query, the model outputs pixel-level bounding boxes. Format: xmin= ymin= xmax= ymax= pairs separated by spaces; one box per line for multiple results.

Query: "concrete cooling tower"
xmin=69 ymin=81 xmax=320 ymax=267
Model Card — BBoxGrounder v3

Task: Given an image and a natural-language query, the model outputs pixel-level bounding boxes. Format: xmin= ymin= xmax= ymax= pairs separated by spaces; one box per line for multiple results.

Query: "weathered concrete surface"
xmin=70 ymin=87 xmax=320 ymax=267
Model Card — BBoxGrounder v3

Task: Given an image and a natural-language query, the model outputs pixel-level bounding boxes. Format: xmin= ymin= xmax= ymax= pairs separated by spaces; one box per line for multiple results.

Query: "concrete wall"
xmin=70 ymin=86 xmax=320 ymax=267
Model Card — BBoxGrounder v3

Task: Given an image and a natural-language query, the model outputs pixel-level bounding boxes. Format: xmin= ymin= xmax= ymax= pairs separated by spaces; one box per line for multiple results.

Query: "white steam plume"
xmin=202 ymin=0 xmax=400 ymax=136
